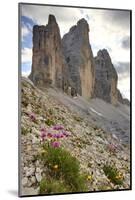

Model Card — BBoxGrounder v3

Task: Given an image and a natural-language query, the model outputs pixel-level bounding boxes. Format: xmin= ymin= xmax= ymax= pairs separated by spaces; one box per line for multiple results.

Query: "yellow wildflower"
xmin=40 ymin=149 xmax=47 ymax=154
xmin=87 ymin=175 xmax=93 ymax=181
xmin=53 ymin=164 xmax=59 ymax=170
xmin=116 ymin=172 xmax=124 ymax=180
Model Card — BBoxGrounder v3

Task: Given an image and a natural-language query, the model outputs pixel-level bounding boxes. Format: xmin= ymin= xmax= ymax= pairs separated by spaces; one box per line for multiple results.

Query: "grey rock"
xmin=22 ymin=177 xmax=28 ymax=187
xmin=94 ymin=49 xmax=123 ymax=105
xmin=30 ymin=176 xmax=37 ymax=184
xmin=35 ymin=172 xmax=42 ymax=182
xmin=123 ymin=98 xmax=130 ymax=106
xmin=35 ymin=160 xmax=40 ymax=167
xmin=62 ymin=18 xmax=95 ymax=99
xmin=29 ymin=15 xmax=70 ymax=92
xmin=31 ymin=135 xmax=40 ymax=144
xmin=21 ymin=187 xmax=39 ymax=196
xmin=26 ymin=167 xmax=35 ymax=177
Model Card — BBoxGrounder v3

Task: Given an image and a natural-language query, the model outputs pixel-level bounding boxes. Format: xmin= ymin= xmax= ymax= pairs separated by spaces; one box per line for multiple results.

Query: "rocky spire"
xmin=62 ymin=18 xmax=95 ymax=99
xmin=29 ymin=14 xmax=69 ymax=91
xmin=94 ymin=49 xmax=123 ymax=105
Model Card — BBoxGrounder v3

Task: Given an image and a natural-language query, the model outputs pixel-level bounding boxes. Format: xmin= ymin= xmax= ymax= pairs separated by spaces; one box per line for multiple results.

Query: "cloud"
xmin=121 ymin=36 xmax=130 ymax=49
xmin=22 ymin=47 xmax=32 ymax=63
xmin=21 ymin=61 xmax=31 ymax=77
xmin=21 ymin=17 xmax=33 ymax=38
xmin=102 ymin=10 xmax=130 ymax=29
xmin=117 ymin=76 xmax=130 ymax=100
xmin=115 ymin=62 xmax=130 ymax=100
xmin=115 ymin=62 xmax=130 ymax=75
xmin=22 ymin=24 xmax=30 ymax=37
xmin=21 ymin=4 xmax=82 ymax=37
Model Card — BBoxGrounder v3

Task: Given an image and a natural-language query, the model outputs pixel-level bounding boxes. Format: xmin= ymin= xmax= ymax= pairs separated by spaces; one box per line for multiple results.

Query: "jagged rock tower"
xmin=94 ymin=49 xmax=123 ymax=105
xmin=29 ymin=15 xmax=69 ymax=91
xmin=62 ymin=19 xmax=95 ymax=99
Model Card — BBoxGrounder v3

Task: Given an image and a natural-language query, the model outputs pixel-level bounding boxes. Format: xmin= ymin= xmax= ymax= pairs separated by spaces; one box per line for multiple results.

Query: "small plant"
xmin=45 ymin=119 xmax=55 ymax=126
xmin=39 ymin=124 xmax=87 ymax=193
xmin=48 ymin=108 xmax=54 ymax=115
xmin=103 ymin=164 xmax=124 ymax=185
xmin=39 ymin=178 xmax=70 ymax=194
xmin=73 ymin=115 xmax=82 ymax=122
xmin=98 ymin=185 xmax=112 ymax=191
xmin=40 ymin=144 xmax=87 ymax=192
xmin=21 ymin=126 xmax=27 ymax=135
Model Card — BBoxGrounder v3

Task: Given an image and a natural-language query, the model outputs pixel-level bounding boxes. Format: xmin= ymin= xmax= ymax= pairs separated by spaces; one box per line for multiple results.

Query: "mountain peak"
xmin=48 ymin=14 xmax=57 ymax=24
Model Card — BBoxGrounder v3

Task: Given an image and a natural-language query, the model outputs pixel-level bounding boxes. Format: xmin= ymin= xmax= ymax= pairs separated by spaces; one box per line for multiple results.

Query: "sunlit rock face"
xmin=62 ymin=18 xmax=95 ymax=99
xmin=29 ymin=15 xmax=70 ymax=92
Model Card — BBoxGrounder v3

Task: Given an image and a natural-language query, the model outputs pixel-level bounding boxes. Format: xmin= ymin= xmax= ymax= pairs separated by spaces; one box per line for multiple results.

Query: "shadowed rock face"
xmin=29 ymin=15 xmax=69 ymax=91
xmin=62 ymin=18 xmax=95 ymax=99
xmin=94 ymin=49 xmax=124 ymax=105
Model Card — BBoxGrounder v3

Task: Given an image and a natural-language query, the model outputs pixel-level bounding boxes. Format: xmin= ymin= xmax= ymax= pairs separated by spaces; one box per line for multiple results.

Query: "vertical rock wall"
xmin=94 ymin=49 xmax=123 ymax=105
xmin=62 ymin=18 xmax=95 ymax=99
xmin=29 ymin=15 xmax=69 ymax=91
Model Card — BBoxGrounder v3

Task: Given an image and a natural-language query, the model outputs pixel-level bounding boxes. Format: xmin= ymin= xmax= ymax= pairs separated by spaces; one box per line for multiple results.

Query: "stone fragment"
xmin=22 ymin=177 xmax=28 ymax=187
xmin=26 ymin=167 xmax=35 ymax=177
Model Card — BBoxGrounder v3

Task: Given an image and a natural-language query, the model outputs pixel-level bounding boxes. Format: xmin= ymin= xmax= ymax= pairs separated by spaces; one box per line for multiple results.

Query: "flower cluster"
xmin=28 ymin=112 xmax=36 ymax=122
xmin=107 ymin=143 xmax=118 ymax=153
xmin=115 ymin=172 xmax=124 ymax=180
xmin=40 ymin=124 xmax=70 ymax=148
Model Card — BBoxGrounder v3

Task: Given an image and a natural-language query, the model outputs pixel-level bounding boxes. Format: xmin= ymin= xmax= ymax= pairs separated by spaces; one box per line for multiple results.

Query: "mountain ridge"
xmin=28 ymin=14 xmax=129 ymax=105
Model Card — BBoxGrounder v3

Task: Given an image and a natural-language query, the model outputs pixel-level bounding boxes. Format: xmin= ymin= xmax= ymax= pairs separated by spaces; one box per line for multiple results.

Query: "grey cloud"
xmin=80 ymin=9 xmax=84 ymax=14
xmin=121 ymin=36 xmax=130 ymax=49
xmin=115 ymin=62 xmax=130 ymax=77
xmin=102 ymin=10 xmax=130 ymax=29
xmin=85 ymin=14 xmax=90 ymax=21
xmin=22 ymin=4 xmax=80 ymax=25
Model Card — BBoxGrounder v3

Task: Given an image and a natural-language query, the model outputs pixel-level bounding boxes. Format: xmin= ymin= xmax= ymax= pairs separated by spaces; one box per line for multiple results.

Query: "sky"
xmin=20 ymin=4 xmax=130 ymax=100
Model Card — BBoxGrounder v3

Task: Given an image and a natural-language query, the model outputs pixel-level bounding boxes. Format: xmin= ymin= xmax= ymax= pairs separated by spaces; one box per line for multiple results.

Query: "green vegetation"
xmin=21 ymin=126 xmax=27 ymax=135
xmin=39 ymin=178 xmax=70 ymax=194
xmin=103 ymin=164 xmax=124 ymax=185
xmin=45 ymin=118 xmax=55 ymax=126
xmin=39 ymin=144 xmax=88 ymax=193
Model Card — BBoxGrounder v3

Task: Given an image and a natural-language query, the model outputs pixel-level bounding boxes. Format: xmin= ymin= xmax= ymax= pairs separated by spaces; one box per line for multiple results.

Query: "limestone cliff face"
xmin=62 ymin=18 xmax=95 ymax=99
xmin=29 ymin=15 xmax=128 ymax=105
xmin=94 ymin=49 xmax=123 ymax=105
xmin=29 ymin=15 xmax=69 ymax=91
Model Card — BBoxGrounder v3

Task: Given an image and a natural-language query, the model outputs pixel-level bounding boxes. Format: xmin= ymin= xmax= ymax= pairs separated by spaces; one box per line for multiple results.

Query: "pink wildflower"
xmin=107 ymin=143 xmax=117 ymax=153
xmin=47 ymin=132 xmax=53 ymax=138
xmin=40 ymin=127 xmax=46 ymax=132
xmin=41 ymin=132 xmax=47 ymax=141
xmin=29 ymin=112 xmax=36 ymax=121
xmin=53 ymin=125 xmax=64 ymax=131
xmin=51 ymin=141 xmax=60 ymax=148
xmin=62 ymin=131 xmax=69 ymax=137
